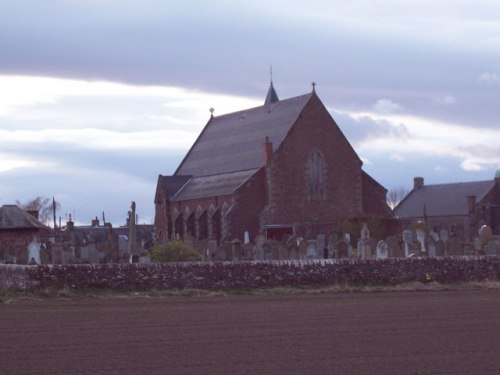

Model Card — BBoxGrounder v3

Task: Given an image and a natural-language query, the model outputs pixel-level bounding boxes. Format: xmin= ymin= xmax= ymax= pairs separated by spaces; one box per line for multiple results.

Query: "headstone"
xmin=428 ymin=241 xmax=436 ymax=257
xmin=306 ymin=240 xmax=317 ymax=259
xmin=416 ymin=229 xmax=426 ymax=254
xmin=27 ymin=238 xmax=41 ymax=265
xmin=360 ymin=223 xmax=370 ymax=240
xmin=386 ymin=237 xmax=401 ymax=258
xmin=298 ymin=238 xmax=308 ymax=259
xmin=338 ymin=240 xmax=348 ymax=258
xmin=316 ymin=234 xmax=326 ymax=259
xmin=208 ymin=240 xmax=217 ymax=261
xmin=243 ymin=231 xmax=250 ymax=245
xmin=402 ymin=230 xmax=413 ymax=257
xmin=231 ymin=239 xmax=241 ymax=261
xmin=479 ymin=225 xmax=493 ymax=246
xmin=376 ymin=240 xmax=389 ymax=259
xmin=439 ymin=229 xmax=449 ymax=242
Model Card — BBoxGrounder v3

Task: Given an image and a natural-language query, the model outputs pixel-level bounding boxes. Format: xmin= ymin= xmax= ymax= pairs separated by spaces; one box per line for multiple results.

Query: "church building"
xmin=154 ymin=83 xmax=391 ymax=247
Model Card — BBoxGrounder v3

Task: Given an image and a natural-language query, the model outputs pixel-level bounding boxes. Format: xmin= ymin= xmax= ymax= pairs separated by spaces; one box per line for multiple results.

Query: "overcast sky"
xmin=1 ymin=0 xmax=499 ymax=226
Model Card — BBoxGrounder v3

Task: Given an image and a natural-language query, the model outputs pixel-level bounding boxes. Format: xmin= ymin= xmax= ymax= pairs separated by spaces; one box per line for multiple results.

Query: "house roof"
xmin=0 ymin=205 xmax=49 ymax=230
xmin=394 ymin=180 xmax=495 ymax=219
xmin=175 ymin=90 xmax=313 ymax=177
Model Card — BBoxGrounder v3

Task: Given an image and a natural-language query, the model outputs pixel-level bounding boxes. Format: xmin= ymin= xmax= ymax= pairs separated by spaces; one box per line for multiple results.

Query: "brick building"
xmin=154 ymin=84 xmax=391 ymax=247
xmin=0 ymin=205 xmax=50 ymax=263
xmin=394 ymin=173 xmax=500 ymax=243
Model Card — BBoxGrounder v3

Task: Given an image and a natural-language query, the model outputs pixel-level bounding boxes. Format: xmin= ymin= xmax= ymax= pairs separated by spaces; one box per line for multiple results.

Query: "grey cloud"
xmin=333 ymin=110 xmax=410 ymax=145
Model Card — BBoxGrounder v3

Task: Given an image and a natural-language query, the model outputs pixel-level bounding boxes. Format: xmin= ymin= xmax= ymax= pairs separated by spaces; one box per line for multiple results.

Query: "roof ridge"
xmin=212 ymin=92 xmax=313 ymax=120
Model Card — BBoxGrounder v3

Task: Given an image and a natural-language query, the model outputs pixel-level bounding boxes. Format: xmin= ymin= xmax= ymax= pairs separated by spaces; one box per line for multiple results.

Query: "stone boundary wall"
xmin=0 ymin=265 xmax=34 ymax=290
xmin=1 ymin=256 xmax=499 ymax=292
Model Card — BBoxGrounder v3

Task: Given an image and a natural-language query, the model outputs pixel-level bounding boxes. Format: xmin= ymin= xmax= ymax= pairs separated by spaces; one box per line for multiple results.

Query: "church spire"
xmin=264 ymin=81 xmax=279 ymax=105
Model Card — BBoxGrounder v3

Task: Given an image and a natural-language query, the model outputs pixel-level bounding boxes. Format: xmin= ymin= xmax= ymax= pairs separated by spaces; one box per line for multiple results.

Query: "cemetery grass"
xmin=2 ymin=280 xmax=500 ymax=303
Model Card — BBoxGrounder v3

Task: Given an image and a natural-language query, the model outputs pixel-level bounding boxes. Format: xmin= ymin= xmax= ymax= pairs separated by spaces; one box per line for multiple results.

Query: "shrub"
xmin=151 ymin=241 xmax=199 ymax=262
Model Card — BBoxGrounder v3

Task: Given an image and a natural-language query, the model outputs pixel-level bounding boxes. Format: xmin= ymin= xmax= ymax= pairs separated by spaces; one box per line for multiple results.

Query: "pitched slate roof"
xmin=171 ymin=169 xmax=258 ymax=201
xmin=175 ymin=92 xmax=313 ymax=177
xmin=394 ymin=180 xmax=495 ymax=219
xmin=0 ymin=205 xmax=48 ymax=230
xmin=155 ymin=175 xmax=192 ymax=202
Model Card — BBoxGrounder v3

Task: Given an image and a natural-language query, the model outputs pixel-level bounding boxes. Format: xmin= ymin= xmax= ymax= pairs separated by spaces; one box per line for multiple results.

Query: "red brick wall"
xmin=261 ymin=94 xmax=363 ymax=235
xmin=230 ymin=168 xmax=267 ymax=241
xmin=362 ymin=172 xmax=391 ymax=217
xmin=0 ymin=229 xmax=43 ymax=263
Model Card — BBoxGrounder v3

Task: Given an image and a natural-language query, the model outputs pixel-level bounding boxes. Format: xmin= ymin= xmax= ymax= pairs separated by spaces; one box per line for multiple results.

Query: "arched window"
xmin=308 ymin=150 xmax=326 ymax=200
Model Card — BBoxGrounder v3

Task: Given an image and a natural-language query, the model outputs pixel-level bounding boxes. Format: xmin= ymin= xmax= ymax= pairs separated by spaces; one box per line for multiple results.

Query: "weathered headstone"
xmin=27 ymin=238 xmax=41 ymax=265
xmin=231 ymin=239 xmax=241 ymax=261
xmin=386 ymin=237 xmax=401 ymax=258
xmin=427 ymin=241 xmax=436 ymax=257
xmin=208 ymin=240 xmax=217 ymax=261
xmin=439 ymin=229 xmax=449 ymax=242
xmin=338 ymin=240 xmax=348 ymax=258
xmin=316 ymin=234 xmax=326 ymax=259
xmin=416 ymin=229 xmax=426 ymax=254
xmin=479 ymin=225 xmax=493 ymax=246
xmin=306 ymin=240 xmax=317 ymax=259
xmin=402 ymin=230 xmax=413 ymax=257
xmin=376 ymin=240 xmax=389 ymax=259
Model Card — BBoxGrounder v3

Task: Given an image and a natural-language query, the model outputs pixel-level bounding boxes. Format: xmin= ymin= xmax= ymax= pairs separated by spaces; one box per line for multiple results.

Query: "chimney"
xmin=467 ymin=195 xmax=476 ymax=214
xmin=413 ymin=177 xmax=424 ymax=190
xmin=91 ymin=216 xmax=100 ymax=227
xmin=27 ymin=209 xmax=39 ymax=220
xmin=263 ymin=136 xmax=273 ymax=164
xmin=66 ymin=218 xmax=74 ymax=231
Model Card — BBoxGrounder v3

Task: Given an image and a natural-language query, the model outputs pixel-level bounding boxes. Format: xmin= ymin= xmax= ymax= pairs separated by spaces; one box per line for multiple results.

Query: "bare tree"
xmin=16 ymin=196 xmax=61 ymax=226
xmin=387 ymin=187 xmax=409 ymax=210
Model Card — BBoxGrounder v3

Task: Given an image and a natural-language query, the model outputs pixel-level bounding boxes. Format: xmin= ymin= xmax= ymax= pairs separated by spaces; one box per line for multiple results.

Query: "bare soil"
xmin=1 ymin=289 xmax=499 ymax=374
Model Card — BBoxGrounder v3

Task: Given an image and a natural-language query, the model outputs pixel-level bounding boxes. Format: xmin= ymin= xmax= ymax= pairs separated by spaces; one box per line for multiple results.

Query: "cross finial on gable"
xmin=312 ymin=82 xmax=316 ymax=92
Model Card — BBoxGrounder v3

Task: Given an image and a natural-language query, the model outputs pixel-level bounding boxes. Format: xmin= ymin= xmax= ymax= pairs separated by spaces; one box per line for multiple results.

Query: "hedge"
xmin=1 ymin=256 xmax=499 ymax=292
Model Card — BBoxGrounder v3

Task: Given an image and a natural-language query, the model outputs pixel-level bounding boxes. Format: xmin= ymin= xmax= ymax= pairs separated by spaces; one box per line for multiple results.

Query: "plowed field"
xmin=1 ymin=290 xmax=499 ymax=374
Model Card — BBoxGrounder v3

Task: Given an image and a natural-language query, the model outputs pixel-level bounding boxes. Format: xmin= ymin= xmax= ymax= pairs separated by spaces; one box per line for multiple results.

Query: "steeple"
xmin=264 ymin=81 xmax=279 ymax=105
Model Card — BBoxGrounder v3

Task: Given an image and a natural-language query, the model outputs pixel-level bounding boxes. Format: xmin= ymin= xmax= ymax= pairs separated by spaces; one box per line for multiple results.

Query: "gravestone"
xmin=386 ymin=237 xmax=401 ymax=258
xmin=298 ymin=238 xmax=308 ymax=259
xmin=427 ymin=241 xmax=436 ymax=257
xmin=231 ymin=239 xmax=242 ymax=261
xmin=264 ymin=242 xmax=273 ymax=260
xmin=376 ymin=240 xmax=389 ymax=259
xmin=439 ymin=229 xmax=449 ymax=242
xmin=27 ymin=238 xmax=41 ymax=265
xmin=316 ymin=234 xmax=326 ymax=259
xmin=208 ymin=240 xmax=217 ymax=261
xmin=338 ymin=240 xmax=348 ymax=258
xmin=402 ymin=230 xmax=413 ymax=257
xmin=416 ymin=229 xmax=426 ymax=254
xmin=306 ymin=240 xmax=317 ymax=259
xmin=435 ymin=240 xmax=445 ymax=256
xmin=479 ymin=225 xmax=493 ymax=246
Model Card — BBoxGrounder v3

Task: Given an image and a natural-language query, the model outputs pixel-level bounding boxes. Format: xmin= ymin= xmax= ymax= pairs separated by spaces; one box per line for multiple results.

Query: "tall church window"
xmin=308 ymin=150 xmax=326 ymax=200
